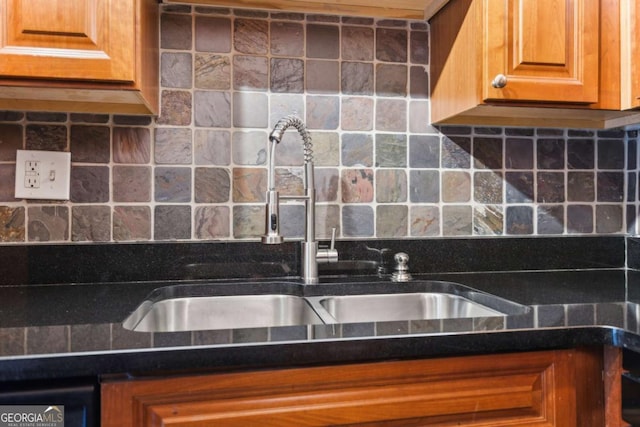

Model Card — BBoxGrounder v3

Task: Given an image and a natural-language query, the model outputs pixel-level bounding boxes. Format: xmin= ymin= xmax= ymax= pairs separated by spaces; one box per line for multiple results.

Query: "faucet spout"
xmin=262 ymin=115 xmax=337 ymax=284
xmin=267 ymin=114 xmax=313 ymax=191
xmin=268 ymin=114 xmax=312 ymax=149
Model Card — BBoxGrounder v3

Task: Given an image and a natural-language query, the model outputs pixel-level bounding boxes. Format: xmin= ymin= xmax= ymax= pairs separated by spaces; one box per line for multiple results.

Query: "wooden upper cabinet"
xmin=430 ymin=0 xmax=640 ymax=129
xmin=484 ymin=0 xmax=599 ymax=104
xmin=0 ymin=0 xmax=135 ymax=82
xmin=0 ymin=0 xmax=158 ymax=114
xmin=621 ymin=0 xmax=640 ymax=109
xmin=167 ymin=0 xmax=449 ymax=19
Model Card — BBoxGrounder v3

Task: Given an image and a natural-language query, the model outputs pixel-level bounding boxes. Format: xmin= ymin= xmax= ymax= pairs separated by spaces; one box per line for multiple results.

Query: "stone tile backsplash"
xmin=0 ymin=4 xmax=637 ymax=243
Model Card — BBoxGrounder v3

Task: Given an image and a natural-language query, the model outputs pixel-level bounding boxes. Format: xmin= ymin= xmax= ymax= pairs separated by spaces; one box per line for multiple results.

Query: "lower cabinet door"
xmin=101 ymin=348 xmax=606 ymax=426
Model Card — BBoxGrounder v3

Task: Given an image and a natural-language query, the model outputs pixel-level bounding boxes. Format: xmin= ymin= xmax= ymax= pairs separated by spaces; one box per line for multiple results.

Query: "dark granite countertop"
xmin=1 ymin=236 xmax=639 ymax=383
xmin=0 ymin=268 xmax=637 ymax=383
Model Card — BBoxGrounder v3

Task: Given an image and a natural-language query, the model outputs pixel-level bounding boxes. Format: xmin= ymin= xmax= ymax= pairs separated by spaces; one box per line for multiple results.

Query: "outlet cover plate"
xmin=15 ymin=150 xmax=71 ymax=200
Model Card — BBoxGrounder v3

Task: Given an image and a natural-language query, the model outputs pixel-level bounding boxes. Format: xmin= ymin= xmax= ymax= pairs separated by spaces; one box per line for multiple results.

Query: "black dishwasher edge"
xmin=0 ymin=377 xmax=99 ymax=427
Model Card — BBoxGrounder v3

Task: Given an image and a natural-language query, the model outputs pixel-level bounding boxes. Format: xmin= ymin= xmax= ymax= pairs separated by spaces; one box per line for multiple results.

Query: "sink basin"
xmin=313 ymin=293 xmax=504 ymax=323
xmin=123 ymin=294 xmax=323 ymax=332
xmin=123 ymin=280 xmax=529 ymax=332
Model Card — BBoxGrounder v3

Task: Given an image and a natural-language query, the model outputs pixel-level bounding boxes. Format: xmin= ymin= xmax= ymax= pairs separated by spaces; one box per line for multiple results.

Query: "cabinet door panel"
xmin=622 ymin=0 xmax=640 ymax=109
xmin=0 ymin=0 xmax=135 ymax=82
xmin=101 ymin=350 xmax=600 ymax=426
xmin=143 ymin=373 xmax=551 ymax=426
xmin=484 ymin=0 xmax=599 ymax=103
xmin=519 ymin=0 xmax=566 ymax=66
xmin=632 ymin=1 xmax=640 ymax=107
xmin=14 ymin=0 xmax=92 ymax=43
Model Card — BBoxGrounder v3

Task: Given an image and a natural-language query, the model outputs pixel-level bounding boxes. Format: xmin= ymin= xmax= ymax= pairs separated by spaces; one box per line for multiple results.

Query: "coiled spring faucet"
xmin=262 ymin=115 xmax=338 ymax=284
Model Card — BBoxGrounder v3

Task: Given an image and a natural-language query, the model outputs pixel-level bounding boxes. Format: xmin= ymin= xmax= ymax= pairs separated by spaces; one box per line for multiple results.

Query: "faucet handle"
xmin=328 ymin=227 xmax=336 ymax=250
xmin=317 ymin=228 xmax=338 ymax=263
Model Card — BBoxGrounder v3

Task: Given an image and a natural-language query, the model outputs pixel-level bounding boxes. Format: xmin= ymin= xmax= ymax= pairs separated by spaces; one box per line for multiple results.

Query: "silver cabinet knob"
xmin=491 ymin=74 xmax=508 ymax=89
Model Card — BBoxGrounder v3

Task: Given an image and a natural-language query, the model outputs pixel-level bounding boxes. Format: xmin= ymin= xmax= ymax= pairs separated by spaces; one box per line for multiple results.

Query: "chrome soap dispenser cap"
xmin=391 ymin=252 xmax=412 ymax=282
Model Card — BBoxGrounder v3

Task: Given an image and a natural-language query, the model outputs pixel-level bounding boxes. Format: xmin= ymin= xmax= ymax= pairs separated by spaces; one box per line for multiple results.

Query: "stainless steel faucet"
xmin=262 ymin=115 xmax=338 ymax=284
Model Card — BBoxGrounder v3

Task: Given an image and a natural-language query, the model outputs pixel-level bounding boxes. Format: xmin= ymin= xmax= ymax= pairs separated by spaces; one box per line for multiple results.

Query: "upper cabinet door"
xmin=0 ymin=0 xmax=135 ymax=82
xmin=622 ymin=0 xmax=640 ymax=109
xmin=484 ymin=0 xmax=599 ymax=103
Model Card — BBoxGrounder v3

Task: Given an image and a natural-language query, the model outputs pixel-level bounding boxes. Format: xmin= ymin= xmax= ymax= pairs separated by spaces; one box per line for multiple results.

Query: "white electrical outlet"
xmin=15 ymin=150 xmax=71 ymax=200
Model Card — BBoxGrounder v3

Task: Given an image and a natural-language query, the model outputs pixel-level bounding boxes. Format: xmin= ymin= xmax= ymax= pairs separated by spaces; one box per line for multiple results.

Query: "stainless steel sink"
xmin=123 ymin=281 xmax=529 ymax=332
xmin=123 ymin=294 xmax=323 ymax=332
xmin=311 ymin=293 xmax=504 ymax=323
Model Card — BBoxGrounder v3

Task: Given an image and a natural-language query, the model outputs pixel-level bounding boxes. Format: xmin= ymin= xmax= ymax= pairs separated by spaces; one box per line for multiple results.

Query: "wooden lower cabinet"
xmin=101 ymin=347 xmax=614 ymax=426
